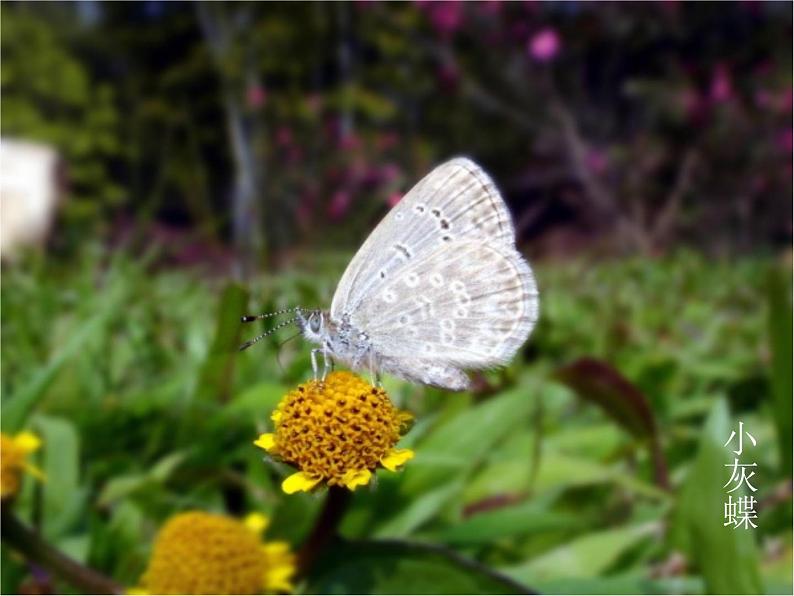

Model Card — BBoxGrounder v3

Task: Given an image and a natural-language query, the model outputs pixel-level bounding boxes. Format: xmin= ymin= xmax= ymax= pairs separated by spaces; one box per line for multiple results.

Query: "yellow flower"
xmin=255 ymin=371 xmax=414 ymax=493
xmin=1 ymin=431 xmax=44 ymax=500
xmin=135 ymin=511 xmax=296 ymax=595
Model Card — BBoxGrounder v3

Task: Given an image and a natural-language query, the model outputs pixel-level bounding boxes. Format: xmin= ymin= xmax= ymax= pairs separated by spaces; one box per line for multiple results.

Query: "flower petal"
xmin=14 ymin=432 xmax=41 ymax=454
xmin=271 ymin=409 xmax=283 ymax=423
xmin=341 ymin=468 xmax=372 ymax=490
xmin=282 ymin=472 xmax=321 ymax=494
xmin=380 ymin=448 xmax=414 ymax=472
xmin=243 ymin=512 xmax=269 ymax=535
xmin=253 ymin=433 xmax=276 ymax=452
xmin=261 ymin=543 xmax=296 ymax=593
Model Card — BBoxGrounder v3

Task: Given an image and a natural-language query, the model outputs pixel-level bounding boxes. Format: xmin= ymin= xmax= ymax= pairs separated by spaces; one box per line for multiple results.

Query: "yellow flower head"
xmin=1 ymin=431 xmax=44 ymax=500
xmin=137 ymin=511 xmax=295 ymax=595
xmin=255 ymin=371 xmax=414 ymax=493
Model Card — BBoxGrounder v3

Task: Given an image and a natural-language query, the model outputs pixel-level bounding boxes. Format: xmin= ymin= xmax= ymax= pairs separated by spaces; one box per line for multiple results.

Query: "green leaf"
xmin=533 ymin=451 xmax=667 ymax=500
xmin=671 ymin=399 xmax=763 ymax=594
xmin=532 ymin=572 xmax=703 ymax=595
xmin=373 ymin=481 xmax=464 ymax=539
xmin=502 ymin=522 xmax=658 ymax=584
xmin=305 ymin=539 xmax=532 ymax=595
xmin=194 ymin=283 xmax=248 ymax=402
xmin=435 ymin=499 xmax=580 ymax=545
xmin=767 ymin=267 xmax=792 ymax=472
xmin=34 ymin=416 xmax=82 ymax=540
xmin=400 ymin=380 xmax=540 ymax=495
xmin=226 ymin=381 xmax=286 ymax=418
xmin=98 ymin=451 xmax=187 ymax=506
xmin=2 ymin=313 xmax=108 ymax=432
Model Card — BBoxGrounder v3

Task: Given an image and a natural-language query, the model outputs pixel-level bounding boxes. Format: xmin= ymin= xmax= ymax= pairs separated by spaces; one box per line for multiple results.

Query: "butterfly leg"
xmin=320 ymin=348 xmax=331 ymax=382
xmin=310 ymin=349 xmax=322 ymax=381
xmin=368 ymin=350 xmax=382 ymax=388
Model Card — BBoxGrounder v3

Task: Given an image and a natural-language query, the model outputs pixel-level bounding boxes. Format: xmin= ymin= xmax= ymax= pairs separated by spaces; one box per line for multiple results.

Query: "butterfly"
xmin=241 ymin=157 xmax=539 ymax=391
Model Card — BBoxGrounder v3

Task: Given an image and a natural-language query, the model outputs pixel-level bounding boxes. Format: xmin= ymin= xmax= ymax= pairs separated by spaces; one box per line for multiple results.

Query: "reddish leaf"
xmin=554 ymin=357 xmax=668 ymax=489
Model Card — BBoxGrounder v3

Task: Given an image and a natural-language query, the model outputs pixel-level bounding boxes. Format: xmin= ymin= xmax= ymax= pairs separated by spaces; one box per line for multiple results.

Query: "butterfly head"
xmin=296 ymin=308 xmax=328 ymax=344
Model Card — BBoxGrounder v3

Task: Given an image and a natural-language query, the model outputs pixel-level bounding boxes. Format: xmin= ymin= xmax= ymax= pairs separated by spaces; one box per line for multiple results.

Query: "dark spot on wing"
xmin=394 ymin=244 xmax=411 ymax=259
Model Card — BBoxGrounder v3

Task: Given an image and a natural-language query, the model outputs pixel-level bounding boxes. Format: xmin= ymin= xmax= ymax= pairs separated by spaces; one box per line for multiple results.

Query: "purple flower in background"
xmin=709 ymin=64 xmax=734 ymax=103
xmin=380 ymin=163 xmax=401 ymax=183
xmin=585 ymin=149 xmax=609 ymax=176
xmin=246 ymin=84 xmax=266 ymax=109
xmin=328 ymin=190 xmax=352 ymax=220
xmin=528 ymin=27 xmax=561 ymax=63
xmin=417 ymin=0 xmax=463 ymax=39
xmin=338 ymin=133 xmax=363 ymax=151
xmin=387 ymin=192 xmax=402 ymax=207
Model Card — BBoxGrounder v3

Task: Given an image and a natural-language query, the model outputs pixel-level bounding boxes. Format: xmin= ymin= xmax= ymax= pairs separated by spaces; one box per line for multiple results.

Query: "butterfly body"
xmin=294 ymin=157 xmax=540 ymax=392
xmin=298 ymin=309 xmax=471 ymax=390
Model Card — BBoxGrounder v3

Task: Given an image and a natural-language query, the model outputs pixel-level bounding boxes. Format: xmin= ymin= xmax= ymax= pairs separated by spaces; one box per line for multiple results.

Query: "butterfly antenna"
xmin=239 ymin=316 xmax=300 ymax=351
xmin=241 ymin=307 xmax=302 ymax=323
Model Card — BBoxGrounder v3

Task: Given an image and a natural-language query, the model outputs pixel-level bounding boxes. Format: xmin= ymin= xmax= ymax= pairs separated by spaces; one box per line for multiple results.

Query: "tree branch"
xmin=651 ymin=150 xmax=698 ymax=246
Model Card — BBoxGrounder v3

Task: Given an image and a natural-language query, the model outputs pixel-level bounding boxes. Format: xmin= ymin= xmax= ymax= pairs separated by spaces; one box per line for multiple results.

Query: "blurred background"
xmin=1 ymin=1 xmax=791 ymax=594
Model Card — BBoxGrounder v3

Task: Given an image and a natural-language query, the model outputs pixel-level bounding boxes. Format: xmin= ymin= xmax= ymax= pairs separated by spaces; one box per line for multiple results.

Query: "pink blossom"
xmin=380 ymin=163 xmax=401 ymax=183
xmin=755 ymin=89 xmax=775 ymax=109
xmin=528 ymin=27 xmax=561 ymax=64
xmin=328 ymin=190 xmax=352 ymax=220
xmin=709 ymin=64 xmax=733 ymax=103
xmin=387 ymin=192 xmax=402 ymax=207
xmin=246 ymin=84 xmax=266 ymax=109
xmin=338 ymin=133 xmax=363 ymax=151
xmin=585 ymin=149 xmax=608 ymax=175
xmin=418 ymin=0 xmax=463 ymax=39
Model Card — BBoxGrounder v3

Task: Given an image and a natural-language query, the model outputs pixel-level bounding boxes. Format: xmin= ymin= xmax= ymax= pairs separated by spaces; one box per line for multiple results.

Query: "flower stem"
xmin=1 ymin=509 xmax=123 ymax=594
xmin=297 ymin=486 xmax=352 ymax=576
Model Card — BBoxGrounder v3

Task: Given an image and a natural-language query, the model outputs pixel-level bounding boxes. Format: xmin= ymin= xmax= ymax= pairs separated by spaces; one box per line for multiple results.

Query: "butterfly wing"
xmin=330 ymin=157 xmax=516 ymax=321
xmin=353 ymin=238 xmax=539 ymax=370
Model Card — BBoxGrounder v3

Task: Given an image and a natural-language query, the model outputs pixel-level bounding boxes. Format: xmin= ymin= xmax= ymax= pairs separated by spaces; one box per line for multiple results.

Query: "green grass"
xmin=1 ymin=246 xmax=791 ymax=594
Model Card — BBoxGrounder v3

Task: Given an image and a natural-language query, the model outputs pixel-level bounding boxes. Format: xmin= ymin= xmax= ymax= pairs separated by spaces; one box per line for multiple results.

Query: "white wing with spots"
xmin=355 ymin=239 xmax=539 ymax=370
xmin=330 ymin=157 xmax=515 ymax=321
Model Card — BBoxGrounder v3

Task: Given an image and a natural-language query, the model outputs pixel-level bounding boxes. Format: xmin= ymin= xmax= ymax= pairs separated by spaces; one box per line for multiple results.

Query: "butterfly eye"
xmin=309 ymin=313 xmax=322 ymax=333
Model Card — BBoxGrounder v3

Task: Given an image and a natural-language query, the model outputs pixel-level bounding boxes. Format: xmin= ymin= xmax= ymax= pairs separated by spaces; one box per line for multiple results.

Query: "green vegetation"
xmin=2 ymin=248 xmax=790 ymax=594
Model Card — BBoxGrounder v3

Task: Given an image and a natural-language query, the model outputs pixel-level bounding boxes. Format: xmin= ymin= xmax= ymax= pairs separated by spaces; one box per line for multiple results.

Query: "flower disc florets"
xmin=255 ymin=371 xmax=414 ymax=493
xmin=138 ymin=511 xmax=295 ymax=595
